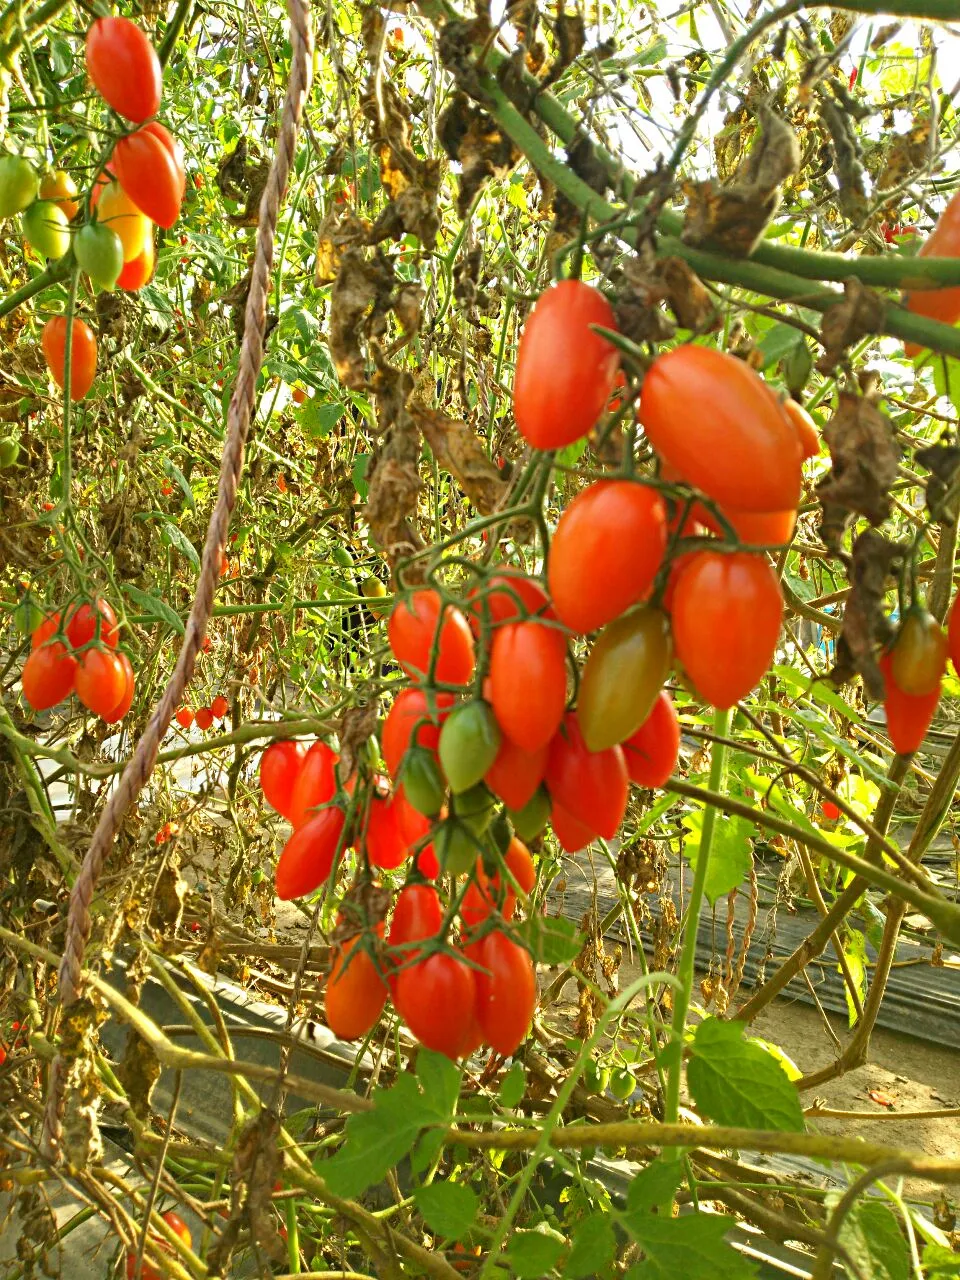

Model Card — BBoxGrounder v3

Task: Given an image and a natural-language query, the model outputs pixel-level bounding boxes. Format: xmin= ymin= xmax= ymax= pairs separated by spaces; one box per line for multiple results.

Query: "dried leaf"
xmin=820 ymin=97 xmax=869 ymax=221
xmin=915 ymin=441 xmax=960 ymax=522
xmin=867 ymin=1088 xmax=897 ymax=1108
xmin=338 ymin=703 xmax=380 ymax=786
xmin=817 ymin=279 xmax=886 ymax=372
xmin=364 ymin=358 xmax=424 ymax=575
xmin=116 ymin=1030 xmax=161 ymax=1119
xmin=818 ymin=391 xmax=900 ymax=540
xmin=329 ymin=248 xmax=396 ymax=390
xmin=439 ymin=95 xmax=519 ymax=215
xmin=659 ymin=256 xmax=718 ymax=331
xmin=877 ymin=120 xmax=931 ymax=191
xmin=829 ymin=529 xmax=902 ymax=697
xmin=541 ymin=11 xmax=585 ymax=88
xmin=413 ymin=405 xmax=510 ymax=514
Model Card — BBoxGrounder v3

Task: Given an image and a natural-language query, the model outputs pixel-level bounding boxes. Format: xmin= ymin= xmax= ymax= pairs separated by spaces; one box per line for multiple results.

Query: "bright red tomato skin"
xmin=388 ymin=589 xmax=475 ymax=686
xmin=461 ymin=837 xmax=535 ymax=928
xmin=125 ymin=1211 xmax=191 ymax=1280
xmin=694 ymin=501 xmax=797 ymax=548
xmin=469 ymin=931 xmax=536 ymax=1057
xmin=362 ymin=791 xmax=408 ymax=870
xmin=549 ymin=800 xmax=595 ymax=852
xmin=382 ymin=688 xmax=453 ymax=778
xmin=622 ymin=690 xmax=680 ymax=788
xmin=545 ymin=714 xmax=628 ymax=840
xmin=117 ymin=240 xmax=155 ymax=290
xmin=466 ymin=569 xmax=552 ymax=633
xmin=75 ymin=648 xmax=127 ymax=718
xmin=326 ymin=933 xmax=387 ymax=1041
xmin=671 ymin=551 xmax=783 ymax=709
xmin=42 ymin=317 xmax=97 ymax=401
xmin=31 ymin=612 xmax=61 ymax=649
xmin=211 ymin=695 xmax=229 ymax=719
xmin=781 ymin=399 xmax=820 ymax=459
xmin=821 ymin=800 xmax=841 ymax=821
xmin=879 ymin=652 xmax=941 ymax=756
xmin=140 ymin=121 xmax=186 ymax=195
xmin=484 ymin=734 xmax=548 ymax=811
xmin=395 ymin=952 xmax=477 ymax=1059
xmin=113 ymin=127 xmax=183 ymax=228
xmin=548 ymin=481 xmax=667 ymax=634
xmin=65 ymin=598 xmax=119 ymax=649
xmin=85 ymin=17 xmax=161 ymax=123
xmin=514 ymin=280 xmax=620 ymax=449
xmin=903 ymin=190 xmax=960 ymax=357
xmin=275 ymin=807 xmax=346 ymax=900
xmin=640 ymin=346 xmax=803 ymax=512
xmin=175 ymin=707 xmax=194 ymax=729
xmin=22 ymin=643 xmax=77 ymax=710
xmin=489 ymin=620 xmax=567 ymax=751
xmin=194 ymin=706 xmax=214 ymax=731
xmin=260 ymin=740 xmax=306 ymax=819
xmin=103 ymin=651 xmax=135 ymax=722
xmin=288 ymin=741 xmax=338 ymax=828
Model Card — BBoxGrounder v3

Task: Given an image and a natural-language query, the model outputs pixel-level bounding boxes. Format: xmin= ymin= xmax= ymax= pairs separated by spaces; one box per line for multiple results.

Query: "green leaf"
xmin=516 ymin=914 xmax=583 ymax=966
xmin=627 ymin=1159 xmax=684 ymax=1214
xmin=622 ymin=1213 xmax=756 ymax=1280
xmin=840 ymin=927 xmax=868 ymax=1027
xmin=682 ymin=810 xmax=753 ymax=904
xmin=301 ymin=398 xmax=345 ymax=439
xmin=123 ymin=585 xmax=185 ymax=635
xmin=563 ymin=1212 xmax=616 ymax=1279
xmin=417 ymin=1050 xmax=462 ymax=1121
xmin=922 ymin=1243 xmax=960 ymax=1276
xmin=830 ymin=1198 xmax=911 ymax=1280
xmin=320 ymin=1074 xmax=430 ymax=1199
xmin=409 ymin=1127 xmax=446 ymax=1176
xmin=162 ymin=459 xmax=196 ymax=512
xmin=505 ymin=1225 xmax=566 ymax=1278
xmin=758 ymin=321 xmax=803 ymax=369
xmin=413 ymin=1181 xmax=478 ymax=1240
xmin=687 ymin=1018 xmax=805 ymax=1132
xmin=352 ymin=452 xmax=371 ymax=500
xmin=498 ymin=1060 xmax=526 ymax=1109
xmin=162 ymin=521 xmax=201 ymax=571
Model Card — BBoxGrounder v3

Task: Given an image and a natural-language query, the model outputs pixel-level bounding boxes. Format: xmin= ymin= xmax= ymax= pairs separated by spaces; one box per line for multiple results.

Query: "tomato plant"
xmin=288 ymin=740 xmax=338 ymax=828
xmin=175 ymin=707 xmax=195 ymax=729
xmin=890 ymin=608 xmax=948 ymax=696
xmin=903 ymin=189 xmax=960 ymax=356
xmin=326 ymin=932 xmax=387 ymax=1041
xmin=621 ymin=690 xmax=680 ymax=788
xmin=484 ymin=733 xmax=548 ymax=811
xmin=86 ymin=17 xmax=162 ymax=123
xmin=41 ymin=317 xmax=98 ymax=401
xmin=260 ymin=740 xmax=306 ymax=819
xmin=21 ymin=642 xmax=77 ymax=711
xmin=545 ymin=713 xmax=628 ymax=839
xmin=639 ymin=345 xmax=803 ymax=512
xmin=488 ymin=619 xmax=568 ymax=752
xmin=274 ymin=807 xmax=346 ymax=900
xmin=548 ymin=480 xmax=667 ymax=634
xmin=513 ymin=279 xmax=621 ymax=449
xmin=381 ymin=687 xmax=453 ymax=778
xmin=438 ymin=701 xmax=501 ymax=793
xmin=576 ymin=606 xmax=672 ymax=750
xmin=394 ymin=951 xmax=477 ymax=1059
xmin=124 ymin=1210 xmax=192 ymax=1280
xmin=388 ymin=588 xmax=475 ymax=685
xmin=670 ymin=550 xmax=783 ymax=709
xmin=468 ymin=930 xmax=536 ymax=1056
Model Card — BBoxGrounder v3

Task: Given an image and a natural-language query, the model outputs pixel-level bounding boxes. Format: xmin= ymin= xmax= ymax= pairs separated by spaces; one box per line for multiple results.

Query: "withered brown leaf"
xmin=413 ymin=405 xmax=510 ymax=515
xmin=817 ymin=278 xmax=886 ymax=372
xmin=818 ymin=391 xmax=900 ymax=541
xmin=829 ymin=528 xmax=902 ymax=697
xmin=329 ymin=248 xmax=396 ymax=390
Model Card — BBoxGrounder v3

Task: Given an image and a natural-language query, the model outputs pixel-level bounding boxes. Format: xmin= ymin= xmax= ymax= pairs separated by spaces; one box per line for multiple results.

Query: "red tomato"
xmin=394 ymin=952 xmax=477 ymax=1059
xmin=389 ymin=883 xmax=443 ymax=951
xmin=117 ymin=238 xmax=155 ymax=290
xmin=211 ymin=695 xmax=229 ymax=719
xmin=694 ymin=501 xmax=797 ymax=548
xmin=103 ymin=651 xmax=135 ymax=723
xmin=821 ymin=800 xmax=841 ymax=821
xmin=175 ymin=707 xmax=195 ymax=729
xmin=489 ymin=620 xmax=568 ymax=752
xmin=288 ymin=741 xmax=338 ymax=828
xmin=484 ymin=733 xmax=548 ymax=811
xmin=466 ymin=568 xmax=552 ymax=634
xmin=274 ymin=806 xmax=346 ymax=900
xmin=75 ymin=648 xmax=127 ymax=718
xmin=125 ymin=1210 xmax=191 ymax=1280
xmin=903 ymin=190 xmax=960 ymax=357
xmin=671 ymin=551 xmax=783 ymax=709
xmin=545 ymin=714 xmax=628 ymax=840
xmin=42 ymin=317 xmax=97 ymax=401
xmin=548 ymin=481 xmax=667 ymax=634
xmin=949 ymin=593 xmax=960 ymax=675
xmin=878 ymin=651 xmax=941 ymax=756
xmin=513 ymin=280 xmax=621 ymax=449
xmin=622 ymin=691 xmax=680 ymax=788
xmin=112 ymin=126 xmax=184 ymax=228
xmin=461 ymin=837 xmax=535 ymax=928
xmin=469 ymin=931 xmax=536 ymax=1057
xmin=85 ymin=17 xmax=161 ymax=123
xmin=549 ymin=801 xmax=596 ymax=852
xmin=362 ymin=791 xmax=408 ymax=870
xmin=196 ymin=706 xmax=215 ymax=731
xmin=381 ymin=688 xmax=454 ymax=778
xmin=139 ymin=122 xmax=186 ymax=196
xmin=31 ymin=612 xmax=61 ymax=649
xmin=639 ymin=346 xmax=802 ymax=512
xmin=65 ymin=598 xmax=119 ymax=649
xmin=781 ymin=399 xmax=820 ymax=459
xmin=388 ymin=589 xmax=475 ymax=685
xmin=326 ymin=933 xmax=387 ymax=1040
xmin=22 ymin=642 xmax=77 ymax=711
xmin=260 ymin=740 xmax=306 ymax=819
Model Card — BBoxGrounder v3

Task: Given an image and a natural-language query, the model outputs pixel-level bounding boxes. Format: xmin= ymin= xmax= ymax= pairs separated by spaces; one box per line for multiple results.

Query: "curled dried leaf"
xmin=413 ymin=405 xmax=510 ymax=515
xmin=829 ymin=529 xmax=903 ymax=697
xmin=817 ymin=279 xmax=886 ymax=372
xmin=818 ymin=391 xmax=900 ymax=544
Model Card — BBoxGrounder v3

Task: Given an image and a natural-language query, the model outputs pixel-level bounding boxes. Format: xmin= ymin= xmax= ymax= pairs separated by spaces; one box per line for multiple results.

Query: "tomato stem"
xmin=662 ymin=703 xmax=732 ymax=1163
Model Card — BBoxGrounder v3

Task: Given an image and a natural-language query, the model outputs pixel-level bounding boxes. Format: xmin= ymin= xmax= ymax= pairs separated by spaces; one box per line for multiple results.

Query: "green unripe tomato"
xmin=508 ymin=785 xmax=550 ymax=842
xmin=0 ymin=436 xmax=19 ymax=468
xmin=13 ymin=597 xmax=43 ymax=636
xmin=452 ymin=783 xmax=495 ymax=835
xmin=434 ymin=819 xmax=477 ymax=876
xmin=0 ymin=156 xmax=39 ymax=218
xmin=582 ymin=1060 xmax=609 ymax=1095
xmin=438 ymin=701 xmax=500 ymax=794
xmin=75 ymin=221 xmax=124 ymax=289
xmin=609 ymin=1067 xmax=636 ymax=1100
xmin=576 ymin=606 xmax=672 ymax=751
xmin=400 ymin=746 xmax=445 ymax=816
xmin=332 ymin=544 xmax=355 ymax=568
xmin=22 ymin=201 xmax=70 ymax=259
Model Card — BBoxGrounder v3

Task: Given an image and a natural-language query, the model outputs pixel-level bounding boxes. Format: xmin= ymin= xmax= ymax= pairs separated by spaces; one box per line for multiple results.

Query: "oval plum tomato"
xmin=546 ymin=714 xmax=628 ymax=840
xmin=466 ymin=568 xmax=552 ymax=634
xmin=484 ymin=734 xmax=548 ymax=811
xmin=671 ymin=550 xmax=783 ymax=709
xmin=85 ymin=17 xmax=161 ymax=123
xmin=639 ymin=346 xmax=803 ymax=512
xmin=194 ymin=706 xmax=214 ymax=731
xmin=394 ymin=951 xmax=477 ymax=1059
xmin=781 ymin=398 xmax=820 ymax=459
xmin=387 ymin=882 xmax=443 ymax=993
xmin=362 ymin=791 xmax=408 ymax=871
xmin=326 ymin=932 xmax=387 ymax=1040
xmin=434 ymin=819 xmax=479 ymax=876
xmin=139 ymin=122 xmax=186 ymax=197
xmin=510 ymin=786 xmax=551 ymax=842
xmin=260 ymin=740 xmax=306 ymax=820
xmin=22 ymin=201 xmax=70 ymax=260
xmin=821 ymin=800 xmax=841 ymax=821
xmin=96 ymin=181 xmax=151 ymax=262
xmin=381 ymin=688 xmax=453 ymax=778
xmin=0 ymin=155 xmax=38 ymax=218
xmin=469 ymin=931 xmax=536 ymax=1057
xmin=576 ymin=607 xmax=672 ymax=751
xmin=622 ymin=690 xmax=680 ymax=788
xmin=31 ymin=612 xmax=61 ymax=649
xmin=211 ymin=695 xmax=229 ymax=719
xmin=41 ymin=317 xmax=97 ymax=401
xmin=388 ymin=589 xmax=475 ymax=685
xmin=549 ymin=800 xmax=596 ymax=853
xmin=274 ymin=806 xmax=346 ymax=900
xmin=399 ymin=746 xmax=446 ymax=816
xmin=288 ymin=740 xmax=338 ymax=828
xmin=22 ymin=642 xmax=77 ymax=711
xmin=75 ymin=648 xmax=127 ymax=718
xmin=65 ymin=597 xmax=119 ymax=649
xmin=949 ymin=593 xmax=960 ymax=675
xmin=103 ymin=651 xmax=135 ymax=723
xmin=461 ymin=837 xmax=535 ymax=928
xmin=548 ymin=481 xmax=667 ymax=634
xmin=879 ymin=651 xmax=941 ymax=756
xmin=117 ymin=237 xmax=155 ymax=290
xmin=75 ymin=222 xmax=125 ymax=290
xmin=438 ymin=701 xmax=501 ymax=794
xmin=175 ymin=707 xmax=195 ymax=729
xmin=39 ymin=170 xmax=79 ymax=220
xmin=903 ymin=189 xmax=960 ymax=357
xmin=513 ymin=279 xmax=621 ymax=449
xmin=113 ymin=127 xmax=184 ymax=228
xmin=890 ymin=608 xmax=948 ymax=696
xmin=489 ymin=620 xmax=567 ymax=752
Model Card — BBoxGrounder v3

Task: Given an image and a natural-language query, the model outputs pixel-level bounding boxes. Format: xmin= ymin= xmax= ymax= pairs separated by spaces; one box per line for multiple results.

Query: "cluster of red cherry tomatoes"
xmin=176 ymin=696 xmax=229 ymax=732
xmin=21 ymin=596 xmax=134 ymax=722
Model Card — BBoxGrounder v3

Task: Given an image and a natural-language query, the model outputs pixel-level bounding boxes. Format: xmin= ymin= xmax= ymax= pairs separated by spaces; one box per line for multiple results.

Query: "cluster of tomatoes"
xmin=0 ymin=15 xmax=184 ymax=404
xmin=176 ymin=696 xmax=229 ymax=732
xmin=124 ymin=1210 xmax=192 ymax=1280
xmin=21 ymin=596 xmax=134 ymax=722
